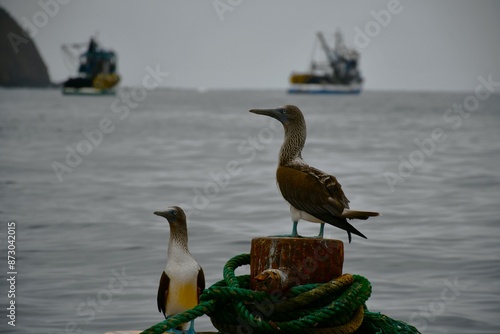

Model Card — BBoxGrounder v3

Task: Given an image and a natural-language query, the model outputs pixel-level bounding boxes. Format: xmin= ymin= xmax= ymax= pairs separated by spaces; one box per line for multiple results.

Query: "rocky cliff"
xmin=0 ymin=7 xmax=52 ymax=87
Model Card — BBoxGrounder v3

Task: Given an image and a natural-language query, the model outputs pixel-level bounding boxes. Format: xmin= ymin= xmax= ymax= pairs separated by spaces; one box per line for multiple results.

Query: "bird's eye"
xmin=281 ymin=109 xmax=287 ymax=114
xmin=172 ymin=211 xmax=177 ymax=216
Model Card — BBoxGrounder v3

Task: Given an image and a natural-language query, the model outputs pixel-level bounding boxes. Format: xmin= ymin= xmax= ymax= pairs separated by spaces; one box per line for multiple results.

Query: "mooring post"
xmin=250 ymin=237 xmax=344 ymax=292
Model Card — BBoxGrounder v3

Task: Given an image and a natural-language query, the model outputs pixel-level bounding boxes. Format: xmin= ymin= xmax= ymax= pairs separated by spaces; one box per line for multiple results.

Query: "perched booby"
xmin=249 ymin=105 xmax=379 ymax=242
xmin=154 ymin=206 xmax=205 ymax=334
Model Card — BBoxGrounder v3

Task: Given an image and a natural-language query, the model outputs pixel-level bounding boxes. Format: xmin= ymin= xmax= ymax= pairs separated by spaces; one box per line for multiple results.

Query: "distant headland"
xmin=0 ymin=7 xmax=52 ymax=87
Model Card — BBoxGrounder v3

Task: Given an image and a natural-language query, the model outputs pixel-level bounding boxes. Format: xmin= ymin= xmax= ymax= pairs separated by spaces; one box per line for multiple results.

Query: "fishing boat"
xmin=61 ymin=37 xmax=120 ymax=95
xmin=288 ymin=30 xmax=363 ymax=94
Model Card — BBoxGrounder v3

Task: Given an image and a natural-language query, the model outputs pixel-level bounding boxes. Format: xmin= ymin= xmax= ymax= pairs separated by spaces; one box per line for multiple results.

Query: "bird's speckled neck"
xmin=279 ymin=116 xmax=307 ymax=165
xmin=167 ymin=223 xmax=190 ymax=255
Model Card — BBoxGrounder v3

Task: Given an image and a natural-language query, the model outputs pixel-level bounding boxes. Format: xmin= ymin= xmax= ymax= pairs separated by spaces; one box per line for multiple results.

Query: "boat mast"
xmin=316 ymin=32 xmax=337 ymax=73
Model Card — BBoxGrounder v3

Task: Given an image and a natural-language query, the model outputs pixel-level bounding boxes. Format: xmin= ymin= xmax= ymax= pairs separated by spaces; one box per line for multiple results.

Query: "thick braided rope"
xmin=208 ymin=253 xmax=368 ymax=333
xmin=141 ymin=254 xmax=420 ymax=334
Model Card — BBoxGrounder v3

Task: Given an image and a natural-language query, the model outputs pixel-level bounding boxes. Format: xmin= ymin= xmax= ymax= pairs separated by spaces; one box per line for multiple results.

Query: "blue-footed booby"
xmin=249 ymin=105 xmax=379 ymax=242
xmin=154 ymin=206 xmax=205 ymax=334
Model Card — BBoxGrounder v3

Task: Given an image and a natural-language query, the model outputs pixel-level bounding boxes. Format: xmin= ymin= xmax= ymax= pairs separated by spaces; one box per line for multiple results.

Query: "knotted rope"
xmin=141 ymin=253 xmax=420 ymax=334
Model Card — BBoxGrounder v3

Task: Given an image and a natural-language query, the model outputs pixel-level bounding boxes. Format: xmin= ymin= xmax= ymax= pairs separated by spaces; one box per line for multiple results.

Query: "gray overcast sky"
xmin=2 ymin=0 xmax=500 ymax=91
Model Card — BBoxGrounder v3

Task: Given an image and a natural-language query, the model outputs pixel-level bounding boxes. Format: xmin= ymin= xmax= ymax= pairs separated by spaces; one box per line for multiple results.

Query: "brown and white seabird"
xmin=154 ymin=206 xmax=205 ymax=333
xmin=249 ymin=105 xmax=379 ymax=242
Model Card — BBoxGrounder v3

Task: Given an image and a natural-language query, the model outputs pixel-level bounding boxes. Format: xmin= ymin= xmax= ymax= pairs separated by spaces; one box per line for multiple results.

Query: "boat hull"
xmin=288 ymin=83 xmax=362 ymax=94
xmin=62 ymin=87 xmax=117 ymax=96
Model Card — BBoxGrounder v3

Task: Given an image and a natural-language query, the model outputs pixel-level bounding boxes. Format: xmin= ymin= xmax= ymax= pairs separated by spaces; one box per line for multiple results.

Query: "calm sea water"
xmin=0 ymin=88 xmax=499 ymax=334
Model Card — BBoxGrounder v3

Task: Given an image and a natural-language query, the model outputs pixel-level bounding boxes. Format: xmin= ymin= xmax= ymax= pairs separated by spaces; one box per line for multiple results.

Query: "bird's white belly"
xmin=290 ymin=205 xmax=324 ymax=224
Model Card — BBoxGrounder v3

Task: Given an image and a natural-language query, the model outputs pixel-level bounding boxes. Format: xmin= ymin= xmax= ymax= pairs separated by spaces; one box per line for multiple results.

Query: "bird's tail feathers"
xmin=326 ymin=218 xmax=367 ymax=243
xmin=341 ymin=209 xmax=380 ymax=220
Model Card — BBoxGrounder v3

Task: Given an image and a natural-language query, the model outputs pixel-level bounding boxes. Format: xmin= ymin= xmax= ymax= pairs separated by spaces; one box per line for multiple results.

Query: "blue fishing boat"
xmin=288 ymin=30 xmax=363 ymax=94
xmin=61 ymin=37 xmax=120 ymax=95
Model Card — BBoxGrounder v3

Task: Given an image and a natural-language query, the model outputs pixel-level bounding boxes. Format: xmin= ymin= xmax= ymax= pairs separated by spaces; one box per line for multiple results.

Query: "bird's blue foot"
xmin=270 ymin=221 xmax=302 ymax=238
xmin=317 ymin=223 xmax=325 ymax=238
xmin=185 ymin=320 xmax=196 ymax=334
xmin=270 ymin=233 xmax=303 ymax=238
xmin=164 ymin=317 xmax=184 ymax=334
xmin=165 ymin=329 xmax=183 ymax=334
xmin=291 ymin=221 xmax=299 ymax=237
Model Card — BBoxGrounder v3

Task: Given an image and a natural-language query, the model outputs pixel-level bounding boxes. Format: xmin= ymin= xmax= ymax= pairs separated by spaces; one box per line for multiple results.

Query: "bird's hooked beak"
xmin=249 ymin=107 xmax=286 ymax=122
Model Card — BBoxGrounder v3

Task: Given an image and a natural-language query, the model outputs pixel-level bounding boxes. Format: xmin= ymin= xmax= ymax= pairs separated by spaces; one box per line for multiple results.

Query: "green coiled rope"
xmin=141 ymin=253 xmax=420 ymax=334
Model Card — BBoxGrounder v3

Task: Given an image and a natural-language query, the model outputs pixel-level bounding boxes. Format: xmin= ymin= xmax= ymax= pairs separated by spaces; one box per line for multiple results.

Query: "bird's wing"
xmin=305 ymin=165 xmax=350 ymax=209
xmin=197 ymin=266 xmax=205 ymax=303
xmin=157 ymin=271 xmax=169 ymax=317
xmin=277 ymin=165 xmax=367 ymax=241
xmin=277 ymin=165 xmax=348 ymax=217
